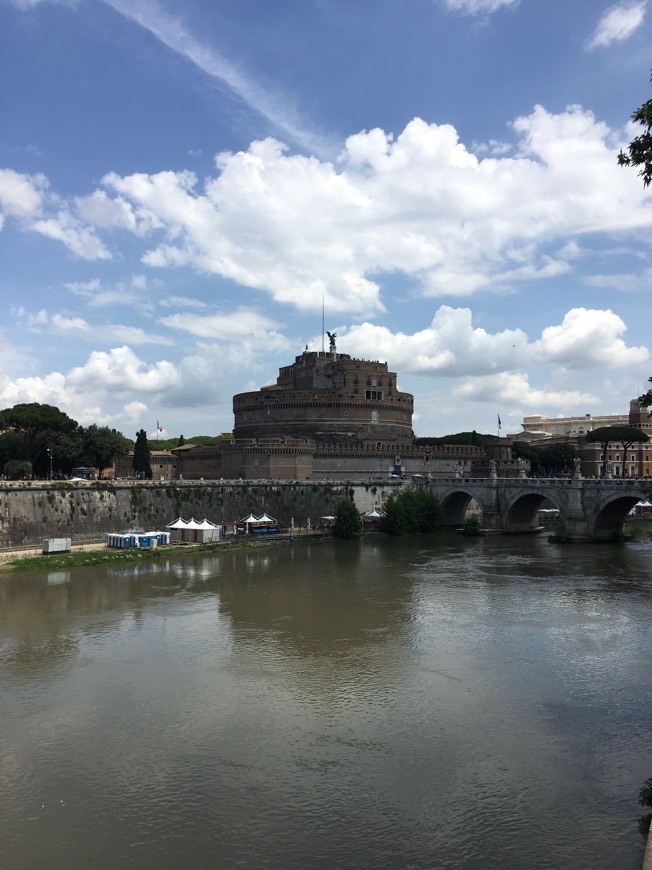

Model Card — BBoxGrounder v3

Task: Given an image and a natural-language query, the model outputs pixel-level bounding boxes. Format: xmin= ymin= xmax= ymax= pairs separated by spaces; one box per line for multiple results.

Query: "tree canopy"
xmin=638 ymin=376 xmax=652 ymax=408
xmin=585 ymin=426 xmax=648 ymax=445
xmin=380 ymin=490 xmax=445 ymax=535
xmin=416 ymin=431 xmax=487 ymax=447
xmin=618 ymin=71 xmax=652 ymax=187
xmin=512 ymin=441 xmax=576 ymax=477
xmin=80 ymin=425 xmax=132 ymax=478
xmin=333 ymin=498 xmax=361 ymax=539
xmin=0 ymin=402 xmax=79 ymax=465
xmin=133 ymin=429 xmax=153 ymax=479
xmin=0 ymin=402 xmax=141 ymax=479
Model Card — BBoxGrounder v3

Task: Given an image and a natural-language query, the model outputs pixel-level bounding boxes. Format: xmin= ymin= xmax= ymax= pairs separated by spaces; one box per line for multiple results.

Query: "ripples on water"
xmin=1 ymin=532 xmax=651 ymax=869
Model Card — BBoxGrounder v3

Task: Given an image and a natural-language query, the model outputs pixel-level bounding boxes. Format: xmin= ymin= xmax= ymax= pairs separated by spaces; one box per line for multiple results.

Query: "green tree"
xmin=80 ymin=425 xmax=132 ymax=478
xmin=640 ymin=777 xmax=652 ymax=808
xmin=0 ymin=431 xmax=25 ymax=473
xmin=0 ymin=403 xmax=79 ymax=467
xmin=133 ymin=429 xmax=153 ymax=479
xmin=585 ymin=426 xmax=649 ymax=477
xmin=618 ymin=71 xmax=652 ymax=187
xmin=463 ymin=515 xmax=483 ymax=535
xmin=333 ymin=498 xmax=361 ymax=539
xmin=379 ymin=494 xmax=406 ymax=536
xmin=380 ymin=490 xmax=445 ymax=535
xmin=416 ymin=430 xmax=487 ymax=447
xmin=536 ymin=443 xmax=576 ymax=477
xmin=3 ymin=459 xmax=32 ymax=480
xmin=638 ymin=377 xmax=652 ymax=408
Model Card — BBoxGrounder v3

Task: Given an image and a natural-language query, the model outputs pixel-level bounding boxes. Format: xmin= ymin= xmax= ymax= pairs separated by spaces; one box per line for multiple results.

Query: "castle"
xmin=115 ymin=338 xmax=517 ymax=481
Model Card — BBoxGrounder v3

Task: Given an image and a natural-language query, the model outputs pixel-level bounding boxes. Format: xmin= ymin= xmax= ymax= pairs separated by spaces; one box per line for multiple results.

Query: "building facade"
xmin=233 ymin=345 xmax=415 ymax=445
xmin=515 ymin=400 xmax=652 ymax=478
xmin=112 ymin=341 xmax=519 ymax=482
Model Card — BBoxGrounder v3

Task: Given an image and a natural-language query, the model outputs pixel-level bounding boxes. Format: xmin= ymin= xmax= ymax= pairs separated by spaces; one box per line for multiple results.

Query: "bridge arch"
xmin=427 ymin=477 xmax=647 ymax=541
xmin=438 ymin=487 xmax=485 ymax=527
xmin=503 ymin=492 xmax=562 ymax=533
xmin=589 ymin=493 xmax=642 ymax=541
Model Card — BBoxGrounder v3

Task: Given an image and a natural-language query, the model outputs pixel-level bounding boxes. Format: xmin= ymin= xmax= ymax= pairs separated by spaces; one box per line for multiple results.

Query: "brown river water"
xmin=1 ymin=531 xmax=651 ymax=869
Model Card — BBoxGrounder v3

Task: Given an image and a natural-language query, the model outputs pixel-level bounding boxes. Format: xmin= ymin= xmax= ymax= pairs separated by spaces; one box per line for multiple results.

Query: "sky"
xmin=1 ymin=0 xmax=652 ymax=441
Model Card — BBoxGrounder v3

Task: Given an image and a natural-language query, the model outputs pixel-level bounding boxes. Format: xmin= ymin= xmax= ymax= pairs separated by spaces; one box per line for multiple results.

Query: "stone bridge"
xmin=427 ymin=474 xmax=648 ymax=541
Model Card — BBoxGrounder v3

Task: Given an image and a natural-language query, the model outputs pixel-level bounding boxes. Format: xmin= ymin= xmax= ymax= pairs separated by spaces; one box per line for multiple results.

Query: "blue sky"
xmin=1 ymin=0 xmax=651 ymax=440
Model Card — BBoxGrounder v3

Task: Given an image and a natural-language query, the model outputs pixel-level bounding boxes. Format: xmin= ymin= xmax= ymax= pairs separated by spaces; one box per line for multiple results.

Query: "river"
xmin=1 ymin=532 xmax=651 ymax=869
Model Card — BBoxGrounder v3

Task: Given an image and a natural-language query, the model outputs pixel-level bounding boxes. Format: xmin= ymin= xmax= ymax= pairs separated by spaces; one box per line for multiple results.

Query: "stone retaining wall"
xmin=0 ymin=479 xmax=401 ymax=547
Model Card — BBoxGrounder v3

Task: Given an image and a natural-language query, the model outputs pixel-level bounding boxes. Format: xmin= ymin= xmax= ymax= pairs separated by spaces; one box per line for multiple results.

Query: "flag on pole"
xmin=498 ymin=414 xmax=502 ymax=431
xmin=157 ymin=420 xmax=164 ymax=432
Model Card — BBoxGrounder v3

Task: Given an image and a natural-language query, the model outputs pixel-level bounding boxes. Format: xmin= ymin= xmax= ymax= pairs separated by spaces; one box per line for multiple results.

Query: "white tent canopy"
xmin=166 ymin=517 xmax=189 ymax=529
xmin=239 ymin=513 xmax=277 ymax=524
xmin=167 ymin=516 xmax=222 ymax=542
xmin=239 ymin=513 xmax=259 ymax=524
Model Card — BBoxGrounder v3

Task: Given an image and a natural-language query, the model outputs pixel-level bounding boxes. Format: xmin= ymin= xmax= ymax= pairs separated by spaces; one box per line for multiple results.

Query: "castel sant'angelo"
xmin=151 ymin=333 xmax=515 ymax=482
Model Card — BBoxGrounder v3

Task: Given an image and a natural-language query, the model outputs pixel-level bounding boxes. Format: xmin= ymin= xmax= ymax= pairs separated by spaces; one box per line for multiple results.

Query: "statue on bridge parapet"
xmin=490 ymin=459 xmax=497 ymax=479
xmin=517 ymin=458 xmax=527 ymax=479
xmin=574 ymin=457 xmax=582 ymax=479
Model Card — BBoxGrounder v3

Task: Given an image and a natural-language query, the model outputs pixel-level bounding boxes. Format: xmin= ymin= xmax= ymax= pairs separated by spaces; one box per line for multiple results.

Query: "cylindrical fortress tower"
xmin=233 ymin=348 xmax=414 ymax=444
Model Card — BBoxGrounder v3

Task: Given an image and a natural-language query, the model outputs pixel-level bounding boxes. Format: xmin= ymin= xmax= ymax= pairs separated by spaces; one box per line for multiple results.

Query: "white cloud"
xmin=66 ymin=346 xmax=180 ymax=392
xmin=65 ymin=275 xmax=156 ymax=312
xmin=0 ymin=338 xmax=244 ymax=428
xmin=0 ymin=302 xmax=646 ymax=434
xmin=0 ymin=168 xmax=45 ymax=221
xmin=340 ymin=305 xmax=648 ymax=378
xmin=29 ymin=213 xmax=110 ymax=259
xmin=160 ymin=307 xmax=283 ymax=340
xmin=50 ymin=313 xmax=90 ymax=333
xmin=531 ymin=308 xmax=648 ymax=368
xmin=5 ymin=108 xmax=651 ymax=315
xmin=587 ymin=2 xmax=646 ymax=49
xmin=74 ymin=189 xmax=161 ymax=236
xmin=443 ymin=0 xmax=518 ymax=14
xmin=123 ymin=401 xmax=148 ymax=422
xmin=0 ymin=168 xmax=110 ymax=259
xmin=584 ymin=267 xmax=652 ymax=292
xmin=80 ymin=107 xmax=652 ymax=314
xmin=0 ymin=370 xmax=70 ymax=409
xmin=455 ymin=371 xmax=599 ymax=410
xmin=159 ymin=295 xmax=210 ymax=311
xmin=13 ymin=305 xmax=171 ymax=346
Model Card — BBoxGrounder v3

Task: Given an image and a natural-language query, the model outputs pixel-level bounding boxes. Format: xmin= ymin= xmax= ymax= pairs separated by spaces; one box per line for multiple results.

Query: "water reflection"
xmin=0 ymin=533 xmax=650 ymax=869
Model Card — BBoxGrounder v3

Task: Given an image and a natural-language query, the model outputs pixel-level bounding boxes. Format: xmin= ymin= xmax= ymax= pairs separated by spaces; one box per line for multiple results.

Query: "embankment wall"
xmin=0 ymin=480 xmax=401 ymax=547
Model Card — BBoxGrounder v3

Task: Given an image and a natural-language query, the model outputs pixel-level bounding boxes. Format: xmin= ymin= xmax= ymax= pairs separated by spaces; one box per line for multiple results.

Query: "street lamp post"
xmin=47 ymin=446 xmax=52 ymax=481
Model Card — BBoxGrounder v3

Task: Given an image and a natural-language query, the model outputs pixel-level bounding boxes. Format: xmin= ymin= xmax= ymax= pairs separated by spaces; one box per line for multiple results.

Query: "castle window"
xmin=366 ymin=389 xmax=383 ymax=401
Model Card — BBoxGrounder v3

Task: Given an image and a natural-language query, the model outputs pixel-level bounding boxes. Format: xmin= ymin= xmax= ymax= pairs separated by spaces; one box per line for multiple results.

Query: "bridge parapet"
xmin=427 ymin=476 xmax=648 ymax=540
